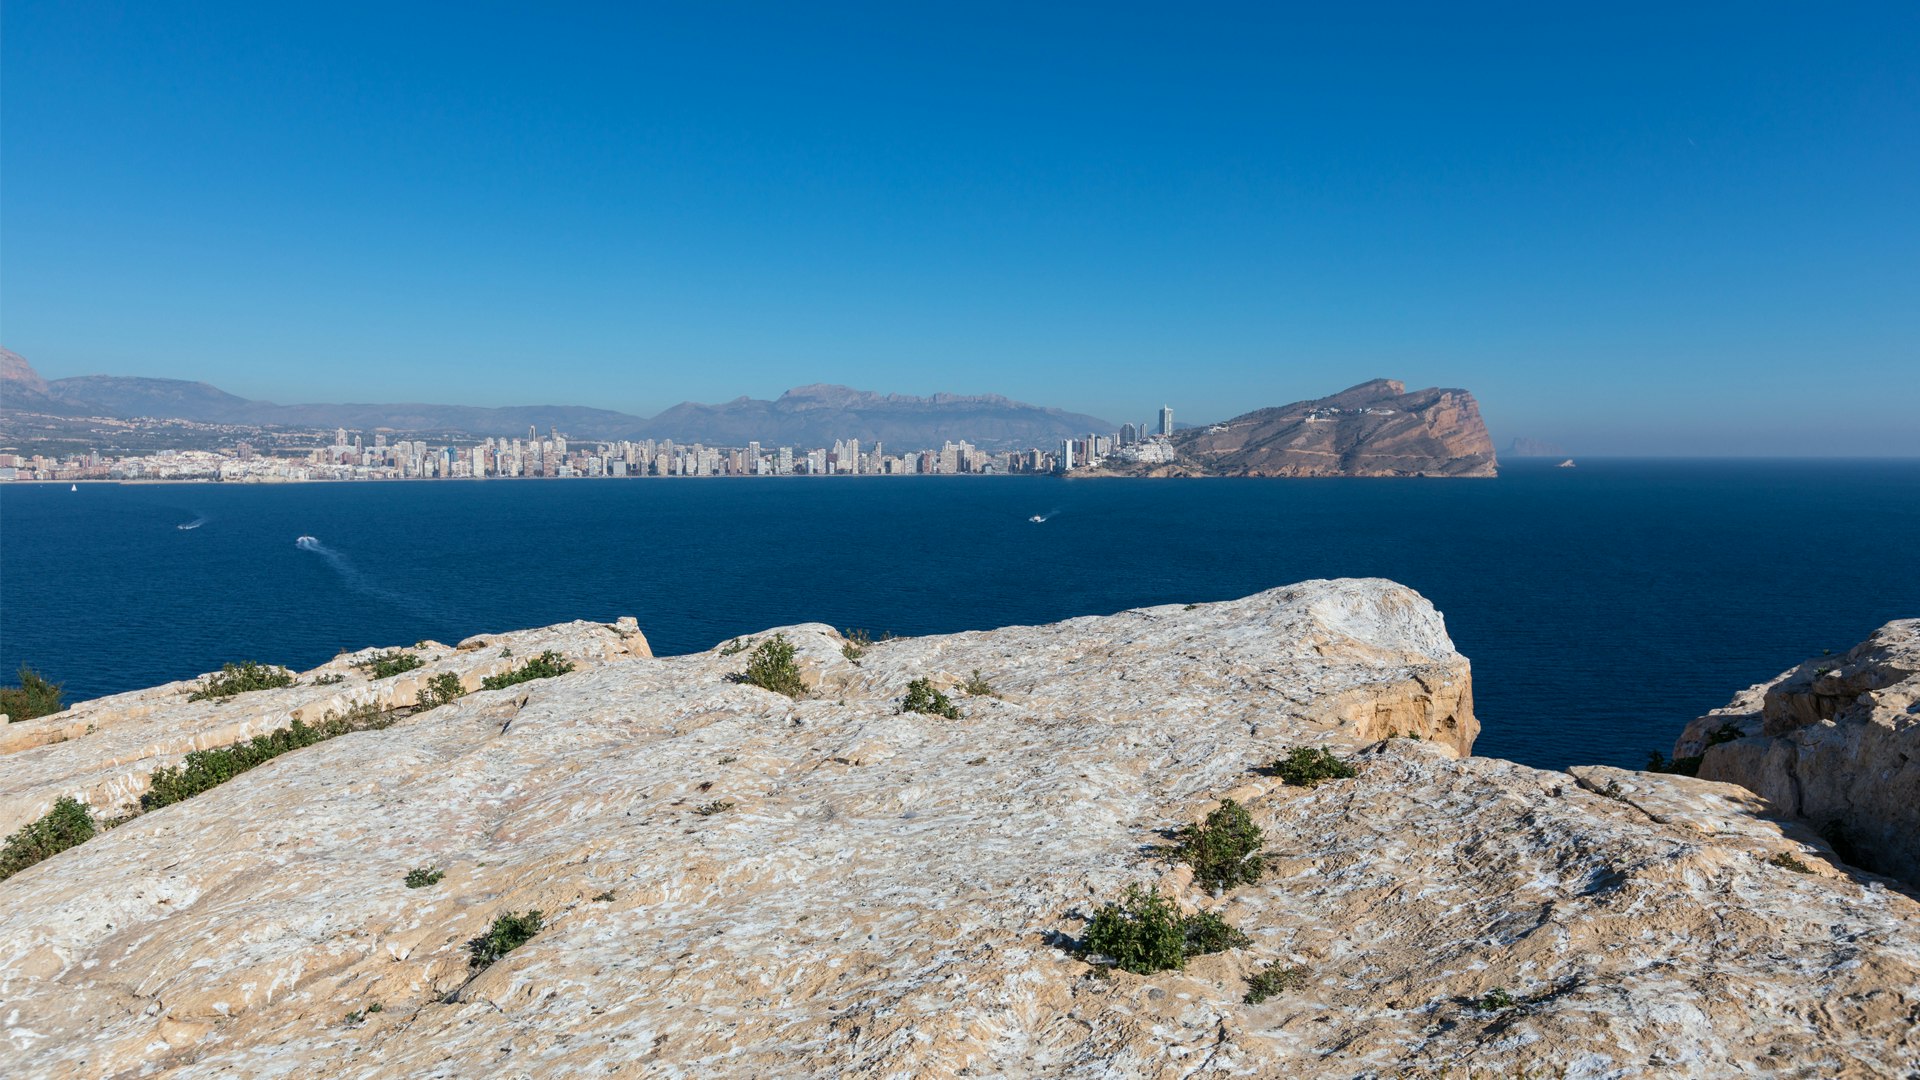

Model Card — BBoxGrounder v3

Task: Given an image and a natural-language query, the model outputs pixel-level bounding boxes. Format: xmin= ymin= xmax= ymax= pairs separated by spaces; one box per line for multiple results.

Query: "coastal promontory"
xmin=2 ymin=583 xmax=1916 ymax=1077
xmin=1089 ymin=379 xmax=1499 ymax=477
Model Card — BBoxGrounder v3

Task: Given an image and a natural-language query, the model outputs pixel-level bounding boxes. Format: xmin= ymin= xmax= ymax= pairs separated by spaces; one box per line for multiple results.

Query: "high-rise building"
xmin=1061 ymin=439 xmax=1075 ymax=472
xmin=1158 ymin=405 xmax=1174 ymax=437
xmin=1120 ymin=423 xmax=1137 ymax=446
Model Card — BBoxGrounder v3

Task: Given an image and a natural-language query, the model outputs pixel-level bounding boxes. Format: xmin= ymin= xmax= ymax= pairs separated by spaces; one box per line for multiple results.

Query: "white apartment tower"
xmin=1158 ymin=405 xmax=1174 ymax=438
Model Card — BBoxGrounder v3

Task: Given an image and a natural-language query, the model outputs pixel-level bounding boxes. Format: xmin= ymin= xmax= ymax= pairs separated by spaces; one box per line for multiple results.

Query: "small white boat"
xmin=296 ymin=535 xmax=318 ymax=545
xmin=70 ymin=484 xmax=77 ymax=491
xmin=1557 ymin=459 xmax=1576 ymax=468
xmin=1028 ymin=515 xmax=1045 ymax=523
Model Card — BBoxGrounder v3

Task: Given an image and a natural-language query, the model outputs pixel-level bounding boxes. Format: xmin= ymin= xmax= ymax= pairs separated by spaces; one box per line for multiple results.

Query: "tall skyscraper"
xmin=1158 ymin=405 xmax=1174 ymax=438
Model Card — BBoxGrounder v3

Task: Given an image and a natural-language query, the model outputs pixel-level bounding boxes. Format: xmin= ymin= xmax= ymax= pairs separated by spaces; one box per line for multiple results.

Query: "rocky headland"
xmin=1084 ymin=380 xmax=1499 ymax=478
xmin=2 ymin=582 xmax=1917 ymax=1078
xmin=1673 ymin=618 xmax=1920 ymax=886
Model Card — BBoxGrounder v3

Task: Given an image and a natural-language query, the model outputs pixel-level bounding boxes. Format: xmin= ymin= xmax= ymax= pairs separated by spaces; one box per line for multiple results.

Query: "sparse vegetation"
xmin=1 ymin=666 xmax=64 ymax=721
xmin=187 ymin=661 xmax=296 ymax=701
xmin=313 ymin=673 xmax=346 ymax=686
xmin=405 ymin=867 xmax=444 ymax=888
xmin=716 ymin=754 xmax=739 ymax=765
xmin=1477 ymin=987 xmax=1518 ymax=1011
xmin=841 ymin=628 xmax=873 ymax=662
xmin=733 ymin=634 xmax=806 ymax=698
xmin=719 ymin=638 xmax=749 ymax=656
xmin=480 ymin=650 xmax=574 ymax=691
xmin=415 ymin=672 xmax=466 ymax=710
xmin=1243 ymin=962 xmax=1306 ymax=1004
xmin=1080 ymin=884 xmax=1249 ymax=975
xmin=0 ymin=796 xmax=95 ymax=881
xmin=694 ymin=800 xmax=736 ymax=816
xmin=961 ymin=669 xmax=998 ymax=697
xmin=467 ymin=910 xmax=543 ymax=969
xmin=1174 ymin=799 xmax=1264 ymax=891
xmin=359 ymin=651 xmax=424 ymax=679
xmin=900 ymin=678 xmax=962 ymax=719
xmin=1271 ymin=746 xmax=1357 ymax=787
xmin=593 ymin=890 xmax=617 ymax=902
xmin=1648 ymin=723 xmax=1744 ymax=777
xmin=142 ymin=704 xmax=394 ymax=810
xmin=1181 ymin=909 xmax=1251 ymax=955
xmin=1767 ymin=851 xmax=1815 ymax=874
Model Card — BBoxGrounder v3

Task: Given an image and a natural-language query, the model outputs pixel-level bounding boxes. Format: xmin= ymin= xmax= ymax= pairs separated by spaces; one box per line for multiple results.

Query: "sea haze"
xmin=3 ymin=459 xmax=1917 ymax=771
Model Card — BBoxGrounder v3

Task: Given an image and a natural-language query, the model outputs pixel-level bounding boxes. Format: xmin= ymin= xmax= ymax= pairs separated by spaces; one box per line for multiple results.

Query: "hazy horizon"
xmin=3 ymin=2 xmax=1915 ymax=456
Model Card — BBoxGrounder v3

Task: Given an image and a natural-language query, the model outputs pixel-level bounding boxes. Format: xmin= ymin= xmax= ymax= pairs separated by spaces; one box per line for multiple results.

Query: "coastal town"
xmin=0 ymin=408 xmax=1180 ymax=483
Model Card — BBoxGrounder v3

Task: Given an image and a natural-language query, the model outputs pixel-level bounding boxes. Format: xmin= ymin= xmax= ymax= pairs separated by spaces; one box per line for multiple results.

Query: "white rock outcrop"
xmin=1 ymin=580 xmax=1915 ymax=1078
xmin=1676 ymin=618 xmax=1920 ymax=886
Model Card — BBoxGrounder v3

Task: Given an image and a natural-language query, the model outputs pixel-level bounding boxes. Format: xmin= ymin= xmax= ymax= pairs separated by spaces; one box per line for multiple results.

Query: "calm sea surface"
xmin=3 ymin=460 xmax=1917 ymax=770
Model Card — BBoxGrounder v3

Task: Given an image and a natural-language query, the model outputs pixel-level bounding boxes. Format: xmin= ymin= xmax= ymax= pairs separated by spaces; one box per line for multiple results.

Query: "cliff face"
xmin=1092 ymin=380 xmax=1498 ymax=478
xmin=1676 ymin=619 xmax=1920 ymax=885
xmin=2 ymin=583 xmax=1916 ymax=1078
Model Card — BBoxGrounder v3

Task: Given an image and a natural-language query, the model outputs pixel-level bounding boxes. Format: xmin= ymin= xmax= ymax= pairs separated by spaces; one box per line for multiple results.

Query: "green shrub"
xmin=405 ymin=867 xmax=444 ymax=888
xmin=961 ymin=669 xmax=997 ymax=697
xmin=313 ymin=673 xmax=346 ymax=686
xmin=1649 ymin=723 xmax=1743 ymax=777
xmin=1080 ymin=884 xmax=1249 ymax=975
xmin=841 ymin=628 xmax=873 ymax=662
xmin=467 ymin=910 xmax=543 ymax=969
xmin=480 ymin=650 xmax=574 ymax=691
xmin=719 ymin=638 xmax=748 ymax=656
xmin=1767 ymin=851 xmax=1814 ymax=874
xmin=1082 ymin=884 xmax=1189 ymax=974
xmin=1182 ymin=909 xmax=1251 ymax=955
xmin=1243 ymin=962 xmax=1306 ymax=1004
xmin=142 ymin=705 xmax=393 ymax=810
xmin=1477 ymin=987 xmax=1518 ymax=1011
xmin=1271 ymin=747 xmax=1357 ymax=787
xmin=734 ymin=634 xmax=805 ymax=698
xmin=1174 ymin=799 xmax=1264 ymax=891
xmin=188 ymin=661 xmax=296 ymax=701
xmin=694 ymin=799 xmax=735 ymax=816
xmin=359 ymin=651 xmax=424 ymax=679
xmin=0 ymin=666 xmax=64 ymax=721
xmin=0 ymin=796 xmax=96 ymax=880
xmin=900 ymin=678 xmax=961 ymax=719
xmin=416 ymin=672 xmax=466 ymax=710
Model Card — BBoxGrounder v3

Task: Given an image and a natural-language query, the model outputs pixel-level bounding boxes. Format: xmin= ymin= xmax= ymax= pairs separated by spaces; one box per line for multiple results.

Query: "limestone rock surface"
xmin=1675 ymin=618 xmax=1920 ymax=886
xmin=1 ymin=581 xmax=1916 ymax=1078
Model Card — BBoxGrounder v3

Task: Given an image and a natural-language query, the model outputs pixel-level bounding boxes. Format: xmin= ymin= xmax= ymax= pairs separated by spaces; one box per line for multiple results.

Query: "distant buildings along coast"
xmin=0 ymin=415 xmax=1179 ymax=483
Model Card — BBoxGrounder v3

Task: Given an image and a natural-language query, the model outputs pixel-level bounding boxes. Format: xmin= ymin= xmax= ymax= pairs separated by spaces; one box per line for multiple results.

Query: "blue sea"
xmin=3 ymin=460 xmax=1917 ymax=770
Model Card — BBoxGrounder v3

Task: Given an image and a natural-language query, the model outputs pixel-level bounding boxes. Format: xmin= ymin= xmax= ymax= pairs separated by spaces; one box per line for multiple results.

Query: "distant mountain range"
xmin=0 ymin=349 xmax=1114 ymax=451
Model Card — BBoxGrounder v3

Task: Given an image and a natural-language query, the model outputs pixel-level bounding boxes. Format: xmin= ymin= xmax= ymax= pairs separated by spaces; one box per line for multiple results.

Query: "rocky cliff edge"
xmin=1 ymin=581 xmax=1916 ymax=1078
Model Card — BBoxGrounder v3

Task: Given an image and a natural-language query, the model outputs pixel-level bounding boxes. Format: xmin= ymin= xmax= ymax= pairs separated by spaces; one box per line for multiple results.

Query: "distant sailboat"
xmin=1557 ymin=459 xmax=1576 ymax=468
xmin=70 ymin=484 xmax=77 ymax=491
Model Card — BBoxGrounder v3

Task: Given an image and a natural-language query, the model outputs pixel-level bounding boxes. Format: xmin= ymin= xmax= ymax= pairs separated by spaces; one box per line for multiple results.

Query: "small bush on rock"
xmin=961 ymin=669 xmax=998 ymax=697
xmin=480 ymin=650 xmax=574 ymax=691
xmin=1081 ymin=884 xmax=1250 ymax=975
xmin=1082 ymin=884 xmax=1189 ymax=974
xmin=1271 ymin=747 xmax=1357 ymax=787
xmin=901 ymin=678 xmax=961 ymax=719
xmin=416 ymin=672 xmax=466 ymax=710
xmin=188 ymin=661 xmax=295 ymax=701
xmin=734 ymin=635 xmax=805 ymax=698
xmin=0 ymin=796 xmax=95 ymax=881
xmin=1 ymin=665 xmax=64 ymax=721
xmin=405 ymin=867 xmax=444 ymax=888
xmin=1181 ymin=909 xmax=1251 ymax=956
xmin=1243 ymin=962 xmax=1306 ymax=1004
xmin=467 ymin=910 xmax=543 ymax=969
xmin=841 ymin=628 xmax=873 ymax=662
xmin=359 ymin=651 xmax=424 ymax=679
xmin=143 ymin=705 xmax=393 ymax=810
xmin=1767 ymin=851 xmax=1814 ymax=874
xmin=1174 ymin=799 xmax=1264 ymax=891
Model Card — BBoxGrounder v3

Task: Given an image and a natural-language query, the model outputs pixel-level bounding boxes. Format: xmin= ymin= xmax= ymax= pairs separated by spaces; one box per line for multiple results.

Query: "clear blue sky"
xmin=4 ymin=2 xmax=1915 ymax=453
